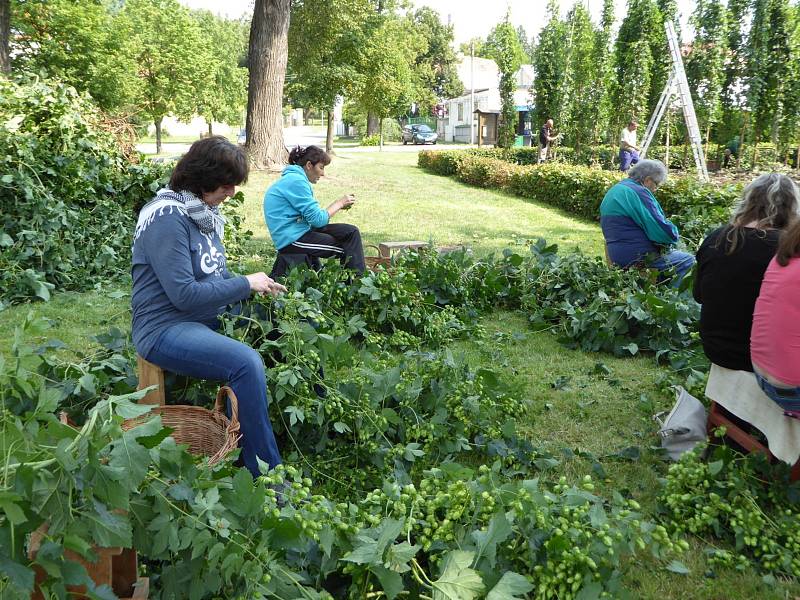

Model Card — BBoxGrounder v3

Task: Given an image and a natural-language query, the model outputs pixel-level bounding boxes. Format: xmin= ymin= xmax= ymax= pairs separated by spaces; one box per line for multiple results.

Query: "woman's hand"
xmin=327 ymin=194 xmax=355 ymax=217
xmin=246 ymin=272 xmax=287 ymax=297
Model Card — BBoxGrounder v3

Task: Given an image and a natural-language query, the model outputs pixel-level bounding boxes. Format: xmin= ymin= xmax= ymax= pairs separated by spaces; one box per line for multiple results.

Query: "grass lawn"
xmin=236 ymin=149 xmax=606 ymax=262
xmin=1 ymin=148 xmax=795 ymax=598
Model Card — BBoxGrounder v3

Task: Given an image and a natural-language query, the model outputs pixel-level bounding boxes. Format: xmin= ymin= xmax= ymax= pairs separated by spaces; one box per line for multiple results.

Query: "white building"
xmin=442 ymin=57 xmax=535 ymax=145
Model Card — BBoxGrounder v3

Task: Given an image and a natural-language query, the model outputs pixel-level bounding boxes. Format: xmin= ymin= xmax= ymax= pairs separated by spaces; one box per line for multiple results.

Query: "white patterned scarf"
xmin=134 ymin=188 xmax=226 ymax=243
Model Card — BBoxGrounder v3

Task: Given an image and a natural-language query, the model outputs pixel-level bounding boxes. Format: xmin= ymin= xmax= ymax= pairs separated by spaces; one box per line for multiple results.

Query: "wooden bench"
xmin=137 ymin=355 xmax=165 ymax=406
xmin=708 ymin=401 xmax=800 ymax=481
xmin=378 ymin=241 xmax=428 ymax=258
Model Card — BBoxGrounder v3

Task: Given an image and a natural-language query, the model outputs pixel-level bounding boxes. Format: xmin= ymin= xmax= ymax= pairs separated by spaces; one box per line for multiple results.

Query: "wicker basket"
xmin=365 ymin=244 xmax=391 ymax=271
xmin=123 ymin=386 xmax=242 ymax=465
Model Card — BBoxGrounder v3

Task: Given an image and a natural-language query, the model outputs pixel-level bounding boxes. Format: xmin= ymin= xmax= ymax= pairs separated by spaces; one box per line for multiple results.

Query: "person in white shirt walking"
xmin=619 ymin=120 xmax=640 ymax=172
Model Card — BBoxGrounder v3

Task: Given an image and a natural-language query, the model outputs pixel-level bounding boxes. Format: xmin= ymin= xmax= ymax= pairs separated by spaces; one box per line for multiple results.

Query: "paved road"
xmin=136 ymin=125 xmax=482 ymax=157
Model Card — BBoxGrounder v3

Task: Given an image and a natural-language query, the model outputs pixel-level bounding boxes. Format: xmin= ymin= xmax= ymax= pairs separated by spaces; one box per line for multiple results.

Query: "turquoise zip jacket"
xmin=263 ymin=165 xmax=330 ymax=250
xmin=599 ymin=178 xmax=679 ymax=267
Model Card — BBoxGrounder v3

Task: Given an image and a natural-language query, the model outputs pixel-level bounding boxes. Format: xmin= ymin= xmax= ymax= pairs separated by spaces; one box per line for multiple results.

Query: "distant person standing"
xmin=723 ymin=136 xmax=740 ymax=168
xmin=619 ymin=120 xmax=640 ymax=172
xmin=538 ymin=119 xmax=558 ymax=163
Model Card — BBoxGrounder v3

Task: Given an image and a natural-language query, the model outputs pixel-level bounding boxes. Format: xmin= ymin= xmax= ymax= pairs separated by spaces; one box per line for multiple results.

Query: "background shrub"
xmin=0 ymin=77 xmax=169 ymax=306
xmin=360 ymin=134 xmax=380 ymax=146
xmin=418 ymin=149 xmax=741 ymax=243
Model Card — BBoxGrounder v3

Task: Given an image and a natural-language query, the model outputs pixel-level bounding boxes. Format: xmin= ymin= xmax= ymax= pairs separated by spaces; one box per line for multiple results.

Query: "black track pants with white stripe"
xmin=279 ymin=223 xmax=366 ymax=273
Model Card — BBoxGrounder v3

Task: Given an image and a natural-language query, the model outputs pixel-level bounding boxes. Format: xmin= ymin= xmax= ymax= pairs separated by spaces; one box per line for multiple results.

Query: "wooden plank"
xmin=136 ymin=355 xmax=165 ymax=406
xmin=708 ymin=401 xmax=800 ymax=481
xmin=378 ymin=241 xmax=427 ymax=257
xmin=708 ymin=401 xmax=770 ymax=454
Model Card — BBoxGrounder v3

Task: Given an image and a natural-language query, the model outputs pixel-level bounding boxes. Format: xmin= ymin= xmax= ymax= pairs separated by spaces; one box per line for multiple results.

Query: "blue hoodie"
xmin=263 ymin=165 xmax=330 ymax=250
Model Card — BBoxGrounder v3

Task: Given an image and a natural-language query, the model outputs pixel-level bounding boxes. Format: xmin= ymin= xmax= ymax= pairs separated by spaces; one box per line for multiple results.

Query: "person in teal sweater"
xmin=599 ymin=159 xmax=695 ymax=284
xmin=264 ymin=145 xmax=365 ymax=273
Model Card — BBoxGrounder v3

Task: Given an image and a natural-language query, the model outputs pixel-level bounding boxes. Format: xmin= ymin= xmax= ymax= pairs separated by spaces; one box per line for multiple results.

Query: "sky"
xmin=181 ymin=0 xmax=697 ymax=43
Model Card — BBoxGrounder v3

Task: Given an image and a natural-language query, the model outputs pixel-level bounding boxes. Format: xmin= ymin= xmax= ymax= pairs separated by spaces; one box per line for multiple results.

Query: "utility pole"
xmin=470 ymin=40 xmax=475 ymax=145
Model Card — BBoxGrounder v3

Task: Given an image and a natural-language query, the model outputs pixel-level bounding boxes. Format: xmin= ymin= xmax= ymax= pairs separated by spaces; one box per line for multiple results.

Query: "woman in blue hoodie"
xmin=264 ymin=145 xmax=365 ymax=273
xmin=132 ymin=136 xmax=286 ymax=478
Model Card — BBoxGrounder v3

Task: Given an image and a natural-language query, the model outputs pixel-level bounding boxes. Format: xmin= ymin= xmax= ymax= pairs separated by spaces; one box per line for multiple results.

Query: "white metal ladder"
xmin=641 ymin=21 xmax=709 ymax=182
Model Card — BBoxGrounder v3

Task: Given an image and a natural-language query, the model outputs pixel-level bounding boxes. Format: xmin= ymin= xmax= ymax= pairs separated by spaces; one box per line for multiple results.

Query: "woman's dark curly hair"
xmin=288 ymin=145 xmax=331 ymax=168
xmin=169 ymin=135 xmax=248 ymax=197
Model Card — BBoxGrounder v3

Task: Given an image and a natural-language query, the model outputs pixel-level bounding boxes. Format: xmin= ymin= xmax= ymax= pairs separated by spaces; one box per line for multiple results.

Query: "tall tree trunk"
xmin=246 ymin=0 xmax=290 ymax=169
xmin=303 ymin=107 xmax=312 ymax=125
xmin=367 ymin=112 xmax=379 ymax=136
xmin=0 ymin=0 xmax=10 ymax=75
xmin=154 ymin=119 xmax=163 ymax=155
xmin=325 ymin=108 xmax=334 ymax=154
xmin=208 ymin=121 xmax=213 ymax=136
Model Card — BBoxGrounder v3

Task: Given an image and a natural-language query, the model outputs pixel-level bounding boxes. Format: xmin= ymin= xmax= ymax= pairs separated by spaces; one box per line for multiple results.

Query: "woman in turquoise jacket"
xmin=264 ymin=146 xmax=365 ymax=273
xmin=599 ymin=159 xmax=694 ymax=285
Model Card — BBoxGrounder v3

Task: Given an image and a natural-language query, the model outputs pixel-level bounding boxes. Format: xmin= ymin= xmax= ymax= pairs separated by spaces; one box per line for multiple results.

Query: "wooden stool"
xmin=708 ymin=401 xmax=800 ymax=481
xmin=378 ymin=240 xmax=428 ymax=258
xmin=136 ymin=355 xmax=165 ymax=406
xmin=30 ymin=523 xmax=149 ymax=599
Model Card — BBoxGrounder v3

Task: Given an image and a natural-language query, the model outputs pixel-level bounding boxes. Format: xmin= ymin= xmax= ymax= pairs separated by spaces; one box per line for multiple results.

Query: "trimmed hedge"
xmin=424 ymin=143 xmax=795 ymax=172
xmin=418 ymin=149 xmax=740 ymax=247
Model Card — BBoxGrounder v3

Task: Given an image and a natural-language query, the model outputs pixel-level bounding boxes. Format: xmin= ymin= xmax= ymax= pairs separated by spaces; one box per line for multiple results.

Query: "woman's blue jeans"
xmin=145 ymin=321 xmax=282 ymax=477
xmin=650 ymin=250 xmax=696 ymax=287
xmin=754 ymin=371 xmax=800 ymax=416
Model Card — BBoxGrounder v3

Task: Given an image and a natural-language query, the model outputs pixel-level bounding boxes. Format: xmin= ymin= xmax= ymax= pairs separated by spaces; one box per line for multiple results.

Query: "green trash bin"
xmin=513 ymin=135 xmax=524 ymax=147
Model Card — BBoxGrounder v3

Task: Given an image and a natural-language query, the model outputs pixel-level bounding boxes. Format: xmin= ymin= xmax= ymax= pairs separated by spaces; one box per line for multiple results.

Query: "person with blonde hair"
xmin=694 ymin=173 xmax=800 ymax=371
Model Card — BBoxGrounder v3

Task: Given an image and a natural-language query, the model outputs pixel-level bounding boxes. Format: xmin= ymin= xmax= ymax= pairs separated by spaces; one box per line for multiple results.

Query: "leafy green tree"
xmin=558 ymin=3 xmax=597 ymax=151
xmin=485 ymin=15 xmax=524 ymax=148
xmin=647 ymin=1 xmax=672 ymax=118
xmin=10 ymin=0 xmax=138 ymax=111
xmin=287 ymin=0 xmax=368 ymax=152
xmin=780 ymin=3 xmax=800 ymax=159
xmin=612 ymin=0 xmax=659 ymax=133
xmin=191 ymin=11 xmax=249 ymax=135
xmin=590 ymin=0 xmax=616 ymax=144
xmin=532 ymin=0 xmax=566 ymax=128
xmin=685 ymin=0 xmax=727 ymax=144
xmin=657 ymin=0 xmax=681 ymax=38
xmin=410 ymin=7 xmax=463 ymax=110
xmin=516 ymin=25 xmax=534 ymax=62
xmin=120 ymin=0 xmax=208 ymax=154
xmin=722 ymin=0 xmax=749 ymax=110
xmin=459 ymin=37 xmax=490 ymax=58
xmin=354 ymin=12 xmax=421 ymax=147
xmin=746 ymin=0 xmax=793 ymax=148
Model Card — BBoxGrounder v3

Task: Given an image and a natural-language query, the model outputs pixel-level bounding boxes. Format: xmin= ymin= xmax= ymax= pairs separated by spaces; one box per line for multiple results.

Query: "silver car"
xmin=402 ymin=124 xmax=438 ymax=145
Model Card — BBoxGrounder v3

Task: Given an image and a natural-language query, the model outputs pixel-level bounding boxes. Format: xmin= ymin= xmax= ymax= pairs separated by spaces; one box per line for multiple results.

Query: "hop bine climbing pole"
xmin=641 ymin=21 xmax=709 ymax=182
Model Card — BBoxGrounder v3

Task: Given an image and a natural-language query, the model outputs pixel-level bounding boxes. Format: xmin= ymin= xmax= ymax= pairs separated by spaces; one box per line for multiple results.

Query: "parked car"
xmin=402 ymin=124 xmax=438 ymax=145
xmin=237 ymin=129 xmax=246 ymax=145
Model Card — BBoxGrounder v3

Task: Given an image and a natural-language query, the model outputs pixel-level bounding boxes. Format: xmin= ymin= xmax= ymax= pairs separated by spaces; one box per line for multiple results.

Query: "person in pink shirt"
xmin=751 ymin=218 xmax=800 ymax=417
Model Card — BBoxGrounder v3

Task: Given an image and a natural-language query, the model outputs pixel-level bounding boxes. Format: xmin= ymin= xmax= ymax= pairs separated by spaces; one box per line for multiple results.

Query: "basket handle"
xmin=214 ymin=386 xmax=242 ymax=438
